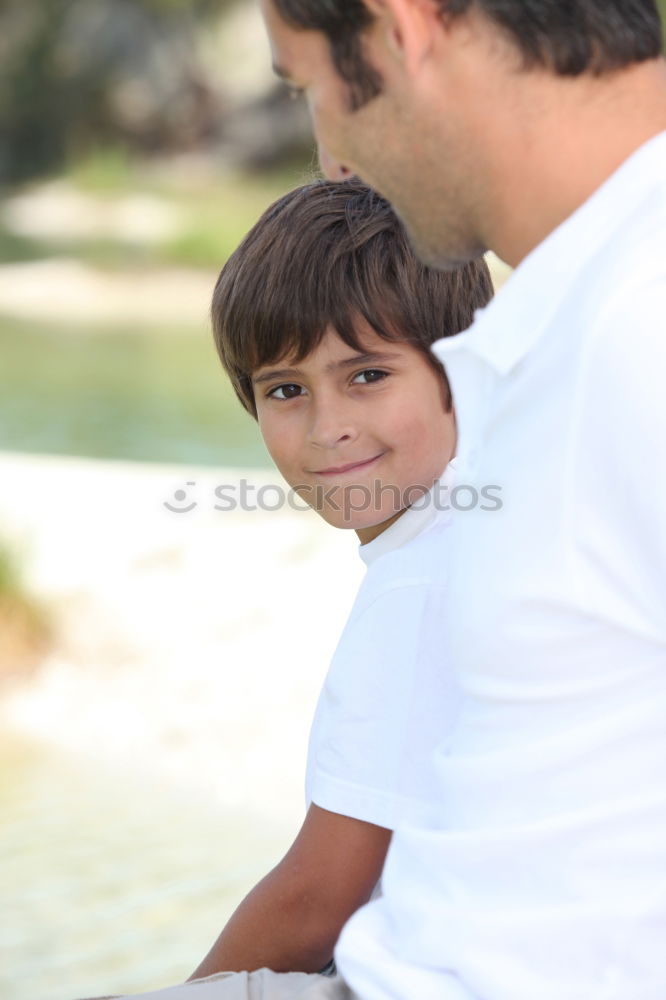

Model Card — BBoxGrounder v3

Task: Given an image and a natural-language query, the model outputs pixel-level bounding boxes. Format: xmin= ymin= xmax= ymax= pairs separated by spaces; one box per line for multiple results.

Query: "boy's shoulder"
xmin=353 ymin=501 xmax=452 ymax=614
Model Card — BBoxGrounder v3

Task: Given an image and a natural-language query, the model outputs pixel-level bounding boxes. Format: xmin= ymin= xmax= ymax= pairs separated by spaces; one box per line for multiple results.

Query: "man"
xmin=256 ymin=2 xmax=666 ymax=999
xmin=87 ymin=4 xmax=666 ymax=999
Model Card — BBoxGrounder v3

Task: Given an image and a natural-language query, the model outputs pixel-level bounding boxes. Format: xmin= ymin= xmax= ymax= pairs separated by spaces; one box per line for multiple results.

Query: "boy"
xmin=188 ymin=179 xmax=492 ymax=981
xmin=82 ymin=179 xmax=492 ymax=998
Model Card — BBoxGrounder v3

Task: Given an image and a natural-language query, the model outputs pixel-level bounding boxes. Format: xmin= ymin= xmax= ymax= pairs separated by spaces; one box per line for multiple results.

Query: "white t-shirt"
xmin=337 ymin=132 xmax=666 ymax=1000
xmin=305 ymin=476 xmax=459 ymax=832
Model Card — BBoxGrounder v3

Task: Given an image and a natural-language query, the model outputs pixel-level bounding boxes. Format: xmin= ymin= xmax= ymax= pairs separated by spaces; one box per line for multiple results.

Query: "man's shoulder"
xmin=583 ymin=260 xmax=665 ymax=360
xmin=569 ymin=139 xmax=666 ymax=308
xmin=564 ymin=185 xmax=666 ymax=362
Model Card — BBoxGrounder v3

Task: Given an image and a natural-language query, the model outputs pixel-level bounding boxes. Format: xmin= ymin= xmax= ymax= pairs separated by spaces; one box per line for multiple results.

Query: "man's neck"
xmin=481 ymin=59 xmax=666 ymax=267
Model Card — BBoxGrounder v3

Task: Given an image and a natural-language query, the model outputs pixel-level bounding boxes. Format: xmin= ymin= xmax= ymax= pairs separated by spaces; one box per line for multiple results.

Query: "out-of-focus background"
xmin=0 ymin=3 xmax=357 ymax=998
xmin=1 ymin=2 xmax=665 ymax=998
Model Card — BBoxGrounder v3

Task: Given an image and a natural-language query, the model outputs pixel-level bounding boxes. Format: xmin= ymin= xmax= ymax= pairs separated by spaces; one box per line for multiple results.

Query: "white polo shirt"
xmin=337 ymin=132 xmax=666 ymax=1000
xmin=306 ymin=472 xmax=460 ymax=833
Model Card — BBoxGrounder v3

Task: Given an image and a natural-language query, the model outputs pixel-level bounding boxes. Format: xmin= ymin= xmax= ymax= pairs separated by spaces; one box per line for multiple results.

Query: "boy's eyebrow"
xmin=253 ymin=366 xmax=302 ymax=386
xmin=252 ymin=352 xmax=403 ymax=386
xmin=335 ymin=351 xmax=402 ymax=371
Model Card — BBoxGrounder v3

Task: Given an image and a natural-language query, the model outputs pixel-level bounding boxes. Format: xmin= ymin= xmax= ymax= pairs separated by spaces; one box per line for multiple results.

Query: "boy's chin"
xmin=315 ymin=505 xmax=407 ymax=540
xmin=290 ymin=485 xmax=401 ymax=531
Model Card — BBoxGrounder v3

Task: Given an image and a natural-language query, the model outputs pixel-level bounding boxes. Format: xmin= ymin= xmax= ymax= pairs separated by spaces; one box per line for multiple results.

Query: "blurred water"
xmin=0 ymin=731 xmax=294 ymax=1000
xmin=0 ymin=318 xmax=268 ymax=468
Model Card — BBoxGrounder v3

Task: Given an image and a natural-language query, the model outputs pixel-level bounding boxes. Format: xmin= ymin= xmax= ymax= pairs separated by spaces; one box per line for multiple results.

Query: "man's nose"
xmin=318 ymin=144 xmax=352 ymax=181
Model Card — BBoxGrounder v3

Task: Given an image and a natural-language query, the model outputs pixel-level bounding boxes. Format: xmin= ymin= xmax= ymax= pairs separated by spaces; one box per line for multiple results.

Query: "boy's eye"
xmin=352 ymin=369 xmax=388 ymax=385
xmin=267 ymin=383 xmax=303 ymax=400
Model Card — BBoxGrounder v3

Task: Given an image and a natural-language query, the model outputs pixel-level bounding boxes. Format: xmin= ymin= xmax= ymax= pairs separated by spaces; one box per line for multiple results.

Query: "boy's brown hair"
xmin=212 ymin=179 xmax=493 ymax=417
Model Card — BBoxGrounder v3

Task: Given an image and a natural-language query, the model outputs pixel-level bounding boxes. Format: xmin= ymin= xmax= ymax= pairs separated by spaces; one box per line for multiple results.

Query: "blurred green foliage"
xmin=0 ymin=541 xmax=22 ymax=597
xmin=69 ymin=147 xmax=136 ymax=193
xmin=0 ymin=538 xmax=51 ymax=676
xmin=158 ymin=168 xmax=313 ymax=268
xmin=0 ymin=0 xmax=233 ymax=184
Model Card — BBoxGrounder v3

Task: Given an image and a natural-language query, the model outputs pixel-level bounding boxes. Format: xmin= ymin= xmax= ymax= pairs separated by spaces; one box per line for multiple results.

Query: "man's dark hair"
xmin=273 ymin=0 xmax=663 ymax=104
xmin=212 ymin=179 xmax=493 ymax=418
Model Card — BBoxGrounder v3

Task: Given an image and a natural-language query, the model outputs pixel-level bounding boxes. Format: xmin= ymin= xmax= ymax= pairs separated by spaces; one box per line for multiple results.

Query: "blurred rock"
xmin=3 ymin=181 xmax=182 ymax=243
xmin=0 ymin=258 xmax=215 ymax=326
xmin=214 ymin=86 xmax=315 ymax=171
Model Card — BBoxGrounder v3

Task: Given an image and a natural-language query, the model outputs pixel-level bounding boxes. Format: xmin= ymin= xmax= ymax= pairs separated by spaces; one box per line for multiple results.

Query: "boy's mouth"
xmin=311 ymin=452 xmax=386 ymax=476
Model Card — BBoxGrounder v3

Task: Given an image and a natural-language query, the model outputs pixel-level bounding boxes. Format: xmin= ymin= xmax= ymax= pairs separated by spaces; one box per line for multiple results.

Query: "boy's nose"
xmin=308 ymin=401 xmax=358 ymax=452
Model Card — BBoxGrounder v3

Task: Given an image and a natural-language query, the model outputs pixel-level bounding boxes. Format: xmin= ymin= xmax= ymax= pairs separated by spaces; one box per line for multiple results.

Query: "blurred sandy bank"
xmin=0 ymin=450 xmax=362 ymax=998
xmin=0 ymin=451 xmax=361 ymax=812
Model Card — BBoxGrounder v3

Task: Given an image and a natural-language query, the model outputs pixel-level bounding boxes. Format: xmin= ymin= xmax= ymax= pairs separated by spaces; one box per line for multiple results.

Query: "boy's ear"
xmin=362 ymin=0 xmax=442 ymax=75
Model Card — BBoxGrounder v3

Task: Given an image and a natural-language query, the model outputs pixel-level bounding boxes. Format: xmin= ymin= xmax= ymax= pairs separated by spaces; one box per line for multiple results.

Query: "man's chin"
xmin=400 ymin=215 xmax=487 ymax=272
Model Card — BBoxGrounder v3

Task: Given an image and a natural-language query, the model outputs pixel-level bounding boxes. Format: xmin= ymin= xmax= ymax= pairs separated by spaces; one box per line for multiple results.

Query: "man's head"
xmin=272 ymin=1 xmax=662 ymax=97
xmin=261 ymin=0 xmax=665 ymax=267
xmin=212 ymin=179 xmax=493 ymax=539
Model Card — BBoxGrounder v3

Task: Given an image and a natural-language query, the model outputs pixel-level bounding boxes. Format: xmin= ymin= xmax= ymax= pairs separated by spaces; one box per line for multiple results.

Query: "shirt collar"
xmin=359 ymin=460 xmax=456 ymax=566
xmin=435 ymin=130 xmax=666 ymax=377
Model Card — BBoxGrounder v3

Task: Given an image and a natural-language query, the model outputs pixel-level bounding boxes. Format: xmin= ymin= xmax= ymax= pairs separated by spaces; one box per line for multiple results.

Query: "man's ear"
xmin=361 ymin=0 xmax=441 ymax=75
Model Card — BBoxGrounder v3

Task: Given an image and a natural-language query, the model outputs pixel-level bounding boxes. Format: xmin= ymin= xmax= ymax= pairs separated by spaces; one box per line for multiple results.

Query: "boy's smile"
xmin=312 ymin=453 xmax=386 ymax=477
xmin=253 ymin=321 xmax=456 ymax=543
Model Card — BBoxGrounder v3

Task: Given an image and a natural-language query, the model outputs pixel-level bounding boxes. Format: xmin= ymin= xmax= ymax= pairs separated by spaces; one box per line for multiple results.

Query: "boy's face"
xmin=252 ymin=322 xmax=456 ymax=544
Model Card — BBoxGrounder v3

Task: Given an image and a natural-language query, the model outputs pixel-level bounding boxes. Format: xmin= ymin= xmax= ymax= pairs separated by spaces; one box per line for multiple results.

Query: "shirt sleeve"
xmin=306 ymin=578 xmax=453 ymax=831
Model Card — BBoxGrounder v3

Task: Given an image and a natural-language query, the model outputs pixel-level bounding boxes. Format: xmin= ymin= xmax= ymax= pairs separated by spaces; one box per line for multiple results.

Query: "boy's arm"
xmin=187 ymin=803 xmax=391 ymax=980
